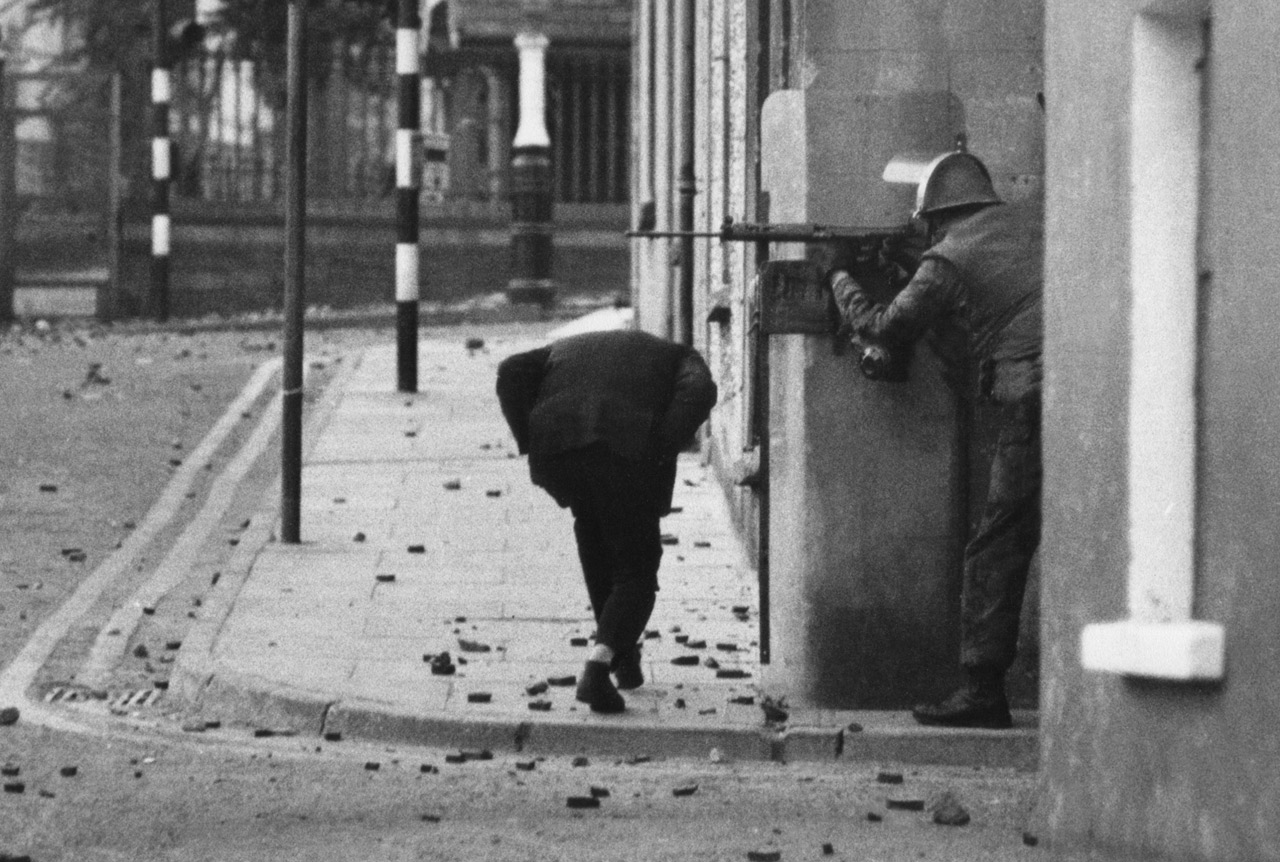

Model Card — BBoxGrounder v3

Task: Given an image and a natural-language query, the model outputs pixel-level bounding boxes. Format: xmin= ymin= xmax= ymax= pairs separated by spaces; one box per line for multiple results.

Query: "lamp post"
xmin=506 ymin=31 xmax=554 ymax=307
xmin=280 ymin=0 xmax=308 ymax=544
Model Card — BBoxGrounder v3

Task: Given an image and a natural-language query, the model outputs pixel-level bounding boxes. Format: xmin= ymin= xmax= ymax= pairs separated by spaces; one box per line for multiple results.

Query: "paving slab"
xmin=173 ymin=324 xmax=1038 ymax=769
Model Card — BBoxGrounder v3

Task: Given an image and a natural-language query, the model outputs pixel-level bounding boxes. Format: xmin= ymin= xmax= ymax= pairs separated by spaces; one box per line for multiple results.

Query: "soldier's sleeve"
xmin=495 ymin=346 xmax=552 ymax=454
xmin=831 ymin=257 xmax=963 ymax=345
xmin=655 ymin=348 xmax=719 ymax=456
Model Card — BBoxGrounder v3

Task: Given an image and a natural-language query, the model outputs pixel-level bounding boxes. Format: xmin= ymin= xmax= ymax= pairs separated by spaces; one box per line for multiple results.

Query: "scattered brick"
xmin=569 ymin=637 xmax=589 ymax=647
xmin=0 ymin=707 xmax=18 ymax=726
xmin=732 ymin=605 xmax=750 ymax=614
xmin=660 ymin=534 xmax=679 ymax=545
xmin=458 ymin=639 xmax=491 ymax=653
xmin=1022 ymin=832 xmax=1039 ymax=847
xmin=465 ymin=338 xmax=486 ymax=350
xmin=673 ymin=698 xmax=686 ymax=709
xmin=866 ymin=812 xmax=883 ymax=823
xmin=2 ymin=782 xmax=23 ymax=794
xmin=547 ymin=675 xmax=576 ymax=687
xmin=729 ymin=695 xmax=754 ymax=705
xmin=525 ymin=681 xmax=549 ymax=696
xmin=0 ymin=765 xmax=16 ymax=777
xmin=443 ymin=479 xmax=462 ymax=491
xmin=466 ymin=692 xmax=492 ymax=704
xmin=485 ymin=489 xmax=502 ymax=498
xmin=571 ymin=756 xmax=589 ymax=767
xmin=165 ymin=640 xmax=182 ymax=650
xmin=716 ymin=669 xmax=750 ymax=679
xmin=761 ymin=699 xmax=789 ymax=723
xmin=38 ymin=789 xmax=54 ymax=799
xmin=846 ymin=722 xmax=863 ymax=733
xmin=672 ymin=783 xmax=698 ymax=797
xmin=643 ymin=630 xmax=660 ymax=639
xmin=876 ymin=772 xmax=904 ymax=785
xmin=39 ymin=484 xmax=57 ymax=493
xmin=626 ymin=755 xmax=652 ymax=764
xmin=694 ymin=541 xmax=712 ymax=548
xmin=822 ymin=843 xmax=834 ymax=856
xmin=671 ymin=655 xmax=699 ymax=666
xmin=566 ymin=796 xmax=599 ymax=809
xmin=686 ymin=639 xmax=707 ymax=649
xmin=528 ymin=700 xmax=552 ymax=712
xmin=746 ymin=851 xmax=781 ymax=862
xmin=705 ymin=658 xmax=721 ymax=669
xmin=154 ymin=680 xmax=169 ymax=690
xmin=420 ymin=813 xmax=442 ymax=822
xmin=375 ymin=574 xmax=396 ymax=583
xmin=463 ymin=750 xmax=493 ymax=761
xmin=515 ymin=761 xmax=536 ymax=771
xmin=364 ymin=762 xmax=380 ymax=771
xmin=444 ymin=753 xmax=467 ymax=764
xmin=252 ymin=729 xmax=275 ymax=738
xmin=675 ymin=634 xmax=690 ymax=644
xmin=324 ymin=732 xmax=342 ymax=742
xmin=420 ymin=764 xmax=438 ymax=774
xmin=886 ymin=798 xmax=925 ymax=811
xmin=589 ymin=786 xmax=610 ymax=798
xmin=930 ymin=791 xmax=971 ymax=826
xmin=406 ymin=544 xmax=426 ymax=554
xmin=698 ymin=708 xmax=718 ymax=715
xmin=353 ymin=532 xmax=366 ymax=543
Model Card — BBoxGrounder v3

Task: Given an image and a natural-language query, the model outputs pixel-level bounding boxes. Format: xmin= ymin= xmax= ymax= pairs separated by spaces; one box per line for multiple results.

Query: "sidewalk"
xmin=173 ymin=316 xmax=1037 ymax=768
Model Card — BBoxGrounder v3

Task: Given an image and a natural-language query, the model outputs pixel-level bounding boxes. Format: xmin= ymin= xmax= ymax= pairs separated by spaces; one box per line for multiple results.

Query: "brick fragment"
xmin=420 ymin=813 xmax=442 ymax=822
xmin=660 ymin=534 xmax=679 ymax=545
xmin=671 ymin=655 xmax=699 ymax=666
xmin=458 ymin=639 xmax=491 ymax=653
xmin=364 ymin=762 xmax=380 ymax=771
xmin=375 ymin=574 xmax=396 ymax=583
xmin=0 ymin=765 xmax=16 ymax=776
xmin=2 ymin=782 xmax=23 ymax=794
xmin=165 ymin=640 xmax=182 ymax=650
xmin=571 ymin=756 xmax=589 ymax=767
xmin=866 ymin=812 xmax=883 ymax=822
xmin=686 ymin=639 xmax=707 ymax=649
xmin=444 ymin=753 xmax=467 ymax=764
xmin=929 ymin=791 xmax=970 ymax=826
xmin=406 ymin=544 xmax=426 ymax=554
xmin=515 ymin=761 xmax=537 ymax=771
xmin=547 ymin=675 xmax=576 ymax=687
xmin=466 ymin=692 xmax=492 ymax=704
xmin=443 ymin=479 xmax=462 ymax=491
xmin=675 ymin=634 xmax=690 ymax=644
xmin=886 ymin=798 xmax=925 ymax=811
xmin=353 ymin=532 xmax=366 ymax=543
xmin=729 ymin=695 xmax=754 ymax=705
xmin=674 ymin=698 xmax=686 ymax=709
xmin=525 ymin=681 xmax=549 ymax=696
xmin=716 ymin=669 xmax=750 ymax=679
xmin=704 ymin=658 xmax=720 ymax=669
xmin=589 ymin=786 xmax=610 ymax=798
xmin=569 ymin=637 xmax=589 ymax=647
xmin=1022 ymin=832 xmax=1039 ymax=847
xmin=746 ymin=851 xmax=781 ymax=862
xmin=420 ymin=764 xmax=438 ymax=774
xmin=566 ymin=796 xmax=599 ymax=809
xmin=0 ymin=708 xmax=19 ymax=726
xmin=672 ymin=783 xmax=698 ymax=797
xmin=876 ymin=772 xmax=904 ymax=785
xmin=694 ymin=541 xmax=712 ymax=548
xmin=822 ymin=843 xmax=834 ymax=856
xmin=463 ymin=750 xmax=493 ymax=761
xmin=527 ymin=700 xmax=552 ymax=712
xmin=324 ymin=732 xmax=342 ymax=742
xmin=486 ymin=489 xmax=502 ymax=498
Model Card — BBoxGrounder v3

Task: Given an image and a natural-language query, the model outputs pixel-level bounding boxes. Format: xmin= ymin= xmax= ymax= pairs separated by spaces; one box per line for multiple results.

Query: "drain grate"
xmin=43 ymin=686 xmax=164 ymax=709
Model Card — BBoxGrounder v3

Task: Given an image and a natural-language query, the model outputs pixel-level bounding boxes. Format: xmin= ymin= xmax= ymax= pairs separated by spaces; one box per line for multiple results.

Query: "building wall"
xmin=1037 ymin=1 xmax=1280 ymax=858
xmin=635 ymin=0 xmax=1045 ymax=708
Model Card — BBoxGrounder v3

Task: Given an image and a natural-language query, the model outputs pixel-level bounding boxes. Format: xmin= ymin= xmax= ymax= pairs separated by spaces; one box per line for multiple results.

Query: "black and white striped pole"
xmin=507 ymin=31 xmax=554 ymax=307
xmin=151 ymin=0 xmax=172 ymax=322
xmin=395 ymin=0 xmax=423 ymax=393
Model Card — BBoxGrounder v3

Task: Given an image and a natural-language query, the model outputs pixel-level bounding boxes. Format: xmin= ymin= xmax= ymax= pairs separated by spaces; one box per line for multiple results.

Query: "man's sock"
xmin=589 ymin=644 xmax=615 ymax=665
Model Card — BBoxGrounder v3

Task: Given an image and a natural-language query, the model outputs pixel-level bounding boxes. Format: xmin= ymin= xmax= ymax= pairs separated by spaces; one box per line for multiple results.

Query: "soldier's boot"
xmin=911 ymin=666 xmax=1013 ymax=729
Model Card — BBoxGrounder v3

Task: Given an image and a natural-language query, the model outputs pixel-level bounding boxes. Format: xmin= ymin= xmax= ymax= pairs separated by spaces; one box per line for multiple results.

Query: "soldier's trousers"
xmin=960 ymin=397 xmax=1043 ymax=673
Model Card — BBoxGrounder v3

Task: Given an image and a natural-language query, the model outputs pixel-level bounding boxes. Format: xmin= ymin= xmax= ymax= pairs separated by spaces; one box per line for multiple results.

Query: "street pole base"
xmin=505 ymin=278 xmax=556 ymax=308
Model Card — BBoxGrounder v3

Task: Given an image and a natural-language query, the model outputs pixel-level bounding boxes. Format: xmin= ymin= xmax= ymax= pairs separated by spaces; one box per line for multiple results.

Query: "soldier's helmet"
xmin=914 ymin=152 xmax=1001 ymax=220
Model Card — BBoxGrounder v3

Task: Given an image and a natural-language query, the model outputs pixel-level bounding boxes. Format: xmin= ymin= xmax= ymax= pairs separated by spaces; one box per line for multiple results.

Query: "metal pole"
xmin=280 ymin=0 xmax=308 ymax=544
xmin=105 ymin=70 xmax=124 ymax=323
xmin=395 ymin=0 xmax=422 ymax=393
xmin=151 ymin=0 xmax=172 ymax=322
xmin=0 ymin=57 xmax=15 ymax=325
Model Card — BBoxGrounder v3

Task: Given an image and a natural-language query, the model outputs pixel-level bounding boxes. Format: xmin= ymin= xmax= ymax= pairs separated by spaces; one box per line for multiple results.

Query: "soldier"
xmin=829 ymin=152 xmax=1043 ymax=729
xmin=496 ymin=329 xmax=718 ymax=713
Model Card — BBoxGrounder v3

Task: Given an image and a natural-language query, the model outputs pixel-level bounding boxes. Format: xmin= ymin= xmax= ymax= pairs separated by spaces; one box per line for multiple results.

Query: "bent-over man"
xmin=496 ymin=329 xmax=718 ymax=713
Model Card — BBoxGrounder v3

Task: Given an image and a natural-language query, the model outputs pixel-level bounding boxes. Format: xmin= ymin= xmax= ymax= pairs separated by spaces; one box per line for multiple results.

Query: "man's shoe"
xmin=611 ymin=646 xmax=644 ymax=690
xmin=576 ymin=661 xmax=625 ymax=714
xmin=912 ymin=687 xmax=1013 ymax=729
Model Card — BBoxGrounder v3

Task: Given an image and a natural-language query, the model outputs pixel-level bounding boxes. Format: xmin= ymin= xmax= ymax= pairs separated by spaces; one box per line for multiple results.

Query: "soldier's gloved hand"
xmin=878 ymin=231 xmax=929 ymax=287
xmin=807 ymin=240 xmax=862 ymax=283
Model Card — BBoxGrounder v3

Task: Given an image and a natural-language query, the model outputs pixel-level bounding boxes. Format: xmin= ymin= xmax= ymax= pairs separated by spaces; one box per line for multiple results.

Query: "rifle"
xmin=627 ymin=217 xmax=911 ymax=259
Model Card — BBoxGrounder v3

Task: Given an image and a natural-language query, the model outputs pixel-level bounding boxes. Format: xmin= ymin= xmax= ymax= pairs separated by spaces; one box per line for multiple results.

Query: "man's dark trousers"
xmin=536 ymin=444 xmax=672 ymax=655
